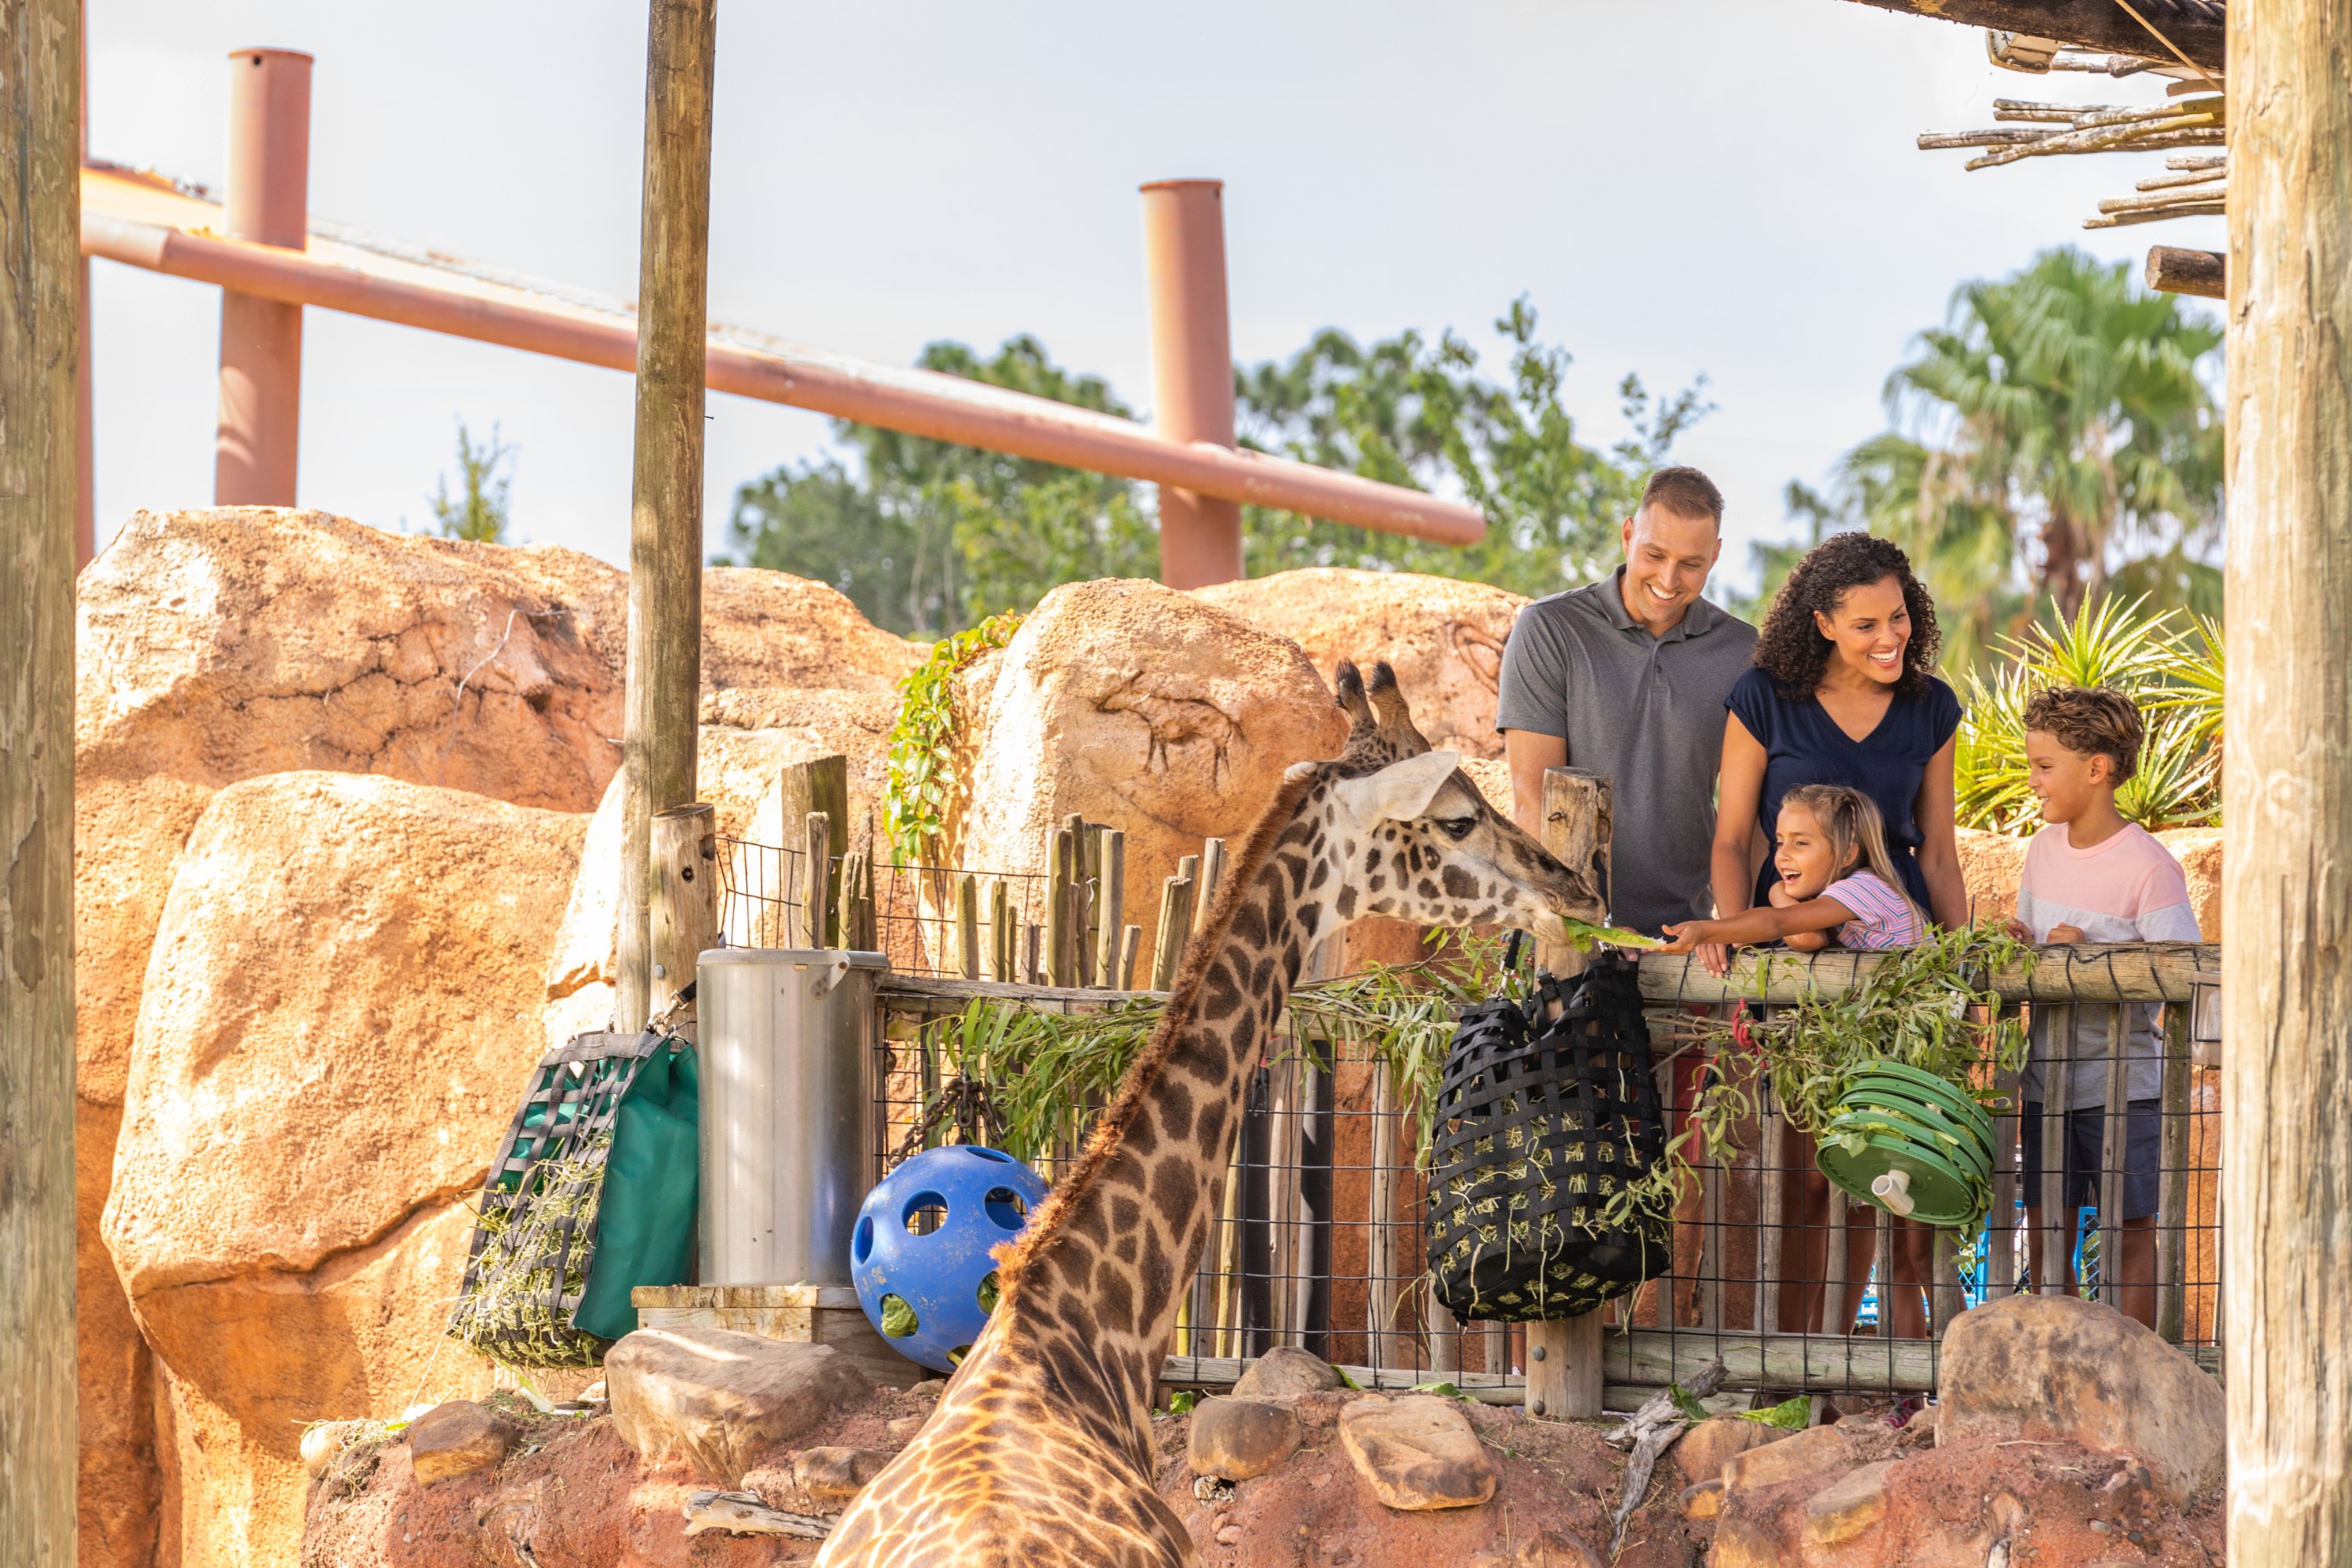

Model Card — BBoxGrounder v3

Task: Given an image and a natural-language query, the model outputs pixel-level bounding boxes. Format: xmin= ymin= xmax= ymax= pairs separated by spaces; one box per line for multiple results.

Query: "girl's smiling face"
xmin=1774 ymin=800 xmax=1851 ymax=898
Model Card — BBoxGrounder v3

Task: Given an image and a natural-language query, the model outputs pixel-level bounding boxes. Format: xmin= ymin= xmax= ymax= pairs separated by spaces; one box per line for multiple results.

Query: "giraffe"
xmin=819 ymin=660 xmax=1609 ymax=1568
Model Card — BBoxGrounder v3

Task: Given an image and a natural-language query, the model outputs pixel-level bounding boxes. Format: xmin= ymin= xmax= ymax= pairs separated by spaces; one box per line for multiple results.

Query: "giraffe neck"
xmin=989 ymin=777 xmax=1330 ymax=1446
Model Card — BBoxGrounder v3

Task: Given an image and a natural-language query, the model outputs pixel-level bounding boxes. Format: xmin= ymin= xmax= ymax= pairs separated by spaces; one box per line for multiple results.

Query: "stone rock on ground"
xmin=1338 ymin=1393 xmax=1498 ymax=1512
xmin=1190 ymin=568 xmax=1525 ymax=760
xmin=944 ymin=578 xmax=1348 ymax=967
xmin=303 ymin=1377 xmax=942 ymax=1566
xmin=101 ymin=771 xmax=583 ymax=1568
xmin=789 ymin=1446 xmax=893 ymax=1508
xmin=1722 ymin=1425 xmax=1859 ymax=1497
xmin=406 ymin=1401 xmax=517 ymax=1485
xmin=1709 ymin=1428 xmax=2221 ymax=1568
xmin=1671 ymin=1414 xmax=1785 ymax=1490
xmin=1936 ymin=1292 xmax=2224 ymax=1504
xmin=605 ymin=1328 xmax=874 ymax=1486
xmin=1188 ymin=1397 xmax=1303 ymax=1480
xmin=1232 ymin=1345 xmax=1345 ymax=1399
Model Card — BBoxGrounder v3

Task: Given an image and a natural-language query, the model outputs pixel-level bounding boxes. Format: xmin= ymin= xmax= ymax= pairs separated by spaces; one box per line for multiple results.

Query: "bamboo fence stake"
xmin=804 ymin=811 xmax=833 ymax=949
xmin=956 ymin=874 xmax=980 ymax=980
xmin=1097 ymin=829 xmax=1126 ymax=987
xmin=649 ymin=803 xmax=720 ymax=1022
xmin=1192 ymin=838 xmax=1228 ymax=937
xmin=1047 ymin=826 xmax=1076 ymax=988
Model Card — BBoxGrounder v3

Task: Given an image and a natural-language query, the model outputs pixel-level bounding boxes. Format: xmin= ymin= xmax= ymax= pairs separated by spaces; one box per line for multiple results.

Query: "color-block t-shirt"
xmin=2017 ymin=822 xmax=2202 ymax=1105
xmin=1823 ymin=871 xmax=1926 ymax=950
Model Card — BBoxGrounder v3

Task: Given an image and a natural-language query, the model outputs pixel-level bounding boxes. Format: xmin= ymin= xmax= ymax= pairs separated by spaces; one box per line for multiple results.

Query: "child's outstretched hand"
xmin=1656 ymin=920 xmax=1716 ymax=956
xmin=2045 ymin=923 xmax=2086 ymax=946
xmin=2003 ymin=916 xmax=2032 ymax=942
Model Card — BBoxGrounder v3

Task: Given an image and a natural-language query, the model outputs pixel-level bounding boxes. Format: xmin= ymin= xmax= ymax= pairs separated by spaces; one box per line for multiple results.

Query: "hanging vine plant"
xmin=883 ymin=610 xmax=1024 ymax=864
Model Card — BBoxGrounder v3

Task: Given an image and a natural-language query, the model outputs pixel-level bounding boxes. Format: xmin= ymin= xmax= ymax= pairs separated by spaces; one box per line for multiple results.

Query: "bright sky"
xmin=88 ymin=0 xmax=2225 ymax=593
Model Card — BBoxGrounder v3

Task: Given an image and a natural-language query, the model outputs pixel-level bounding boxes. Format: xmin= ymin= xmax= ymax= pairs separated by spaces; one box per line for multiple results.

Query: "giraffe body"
xmin=818 ymin=663 xmax=1606 ymax=1567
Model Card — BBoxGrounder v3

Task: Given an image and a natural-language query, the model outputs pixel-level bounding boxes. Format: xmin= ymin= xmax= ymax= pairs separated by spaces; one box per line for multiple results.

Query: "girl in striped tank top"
xmin=1657 ymin=783 xmax=1927 ymax=955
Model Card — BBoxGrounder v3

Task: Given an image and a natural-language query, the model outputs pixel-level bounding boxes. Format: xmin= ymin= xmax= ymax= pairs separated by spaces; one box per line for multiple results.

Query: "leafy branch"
xmin=882 ymin=610 xmax=1023 ymax=863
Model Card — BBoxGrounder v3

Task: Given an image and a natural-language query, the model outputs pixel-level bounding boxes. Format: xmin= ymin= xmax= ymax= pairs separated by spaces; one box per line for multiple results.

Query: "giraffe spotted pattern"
xmin=818 ymin=660 xmax=1607 ymax=1568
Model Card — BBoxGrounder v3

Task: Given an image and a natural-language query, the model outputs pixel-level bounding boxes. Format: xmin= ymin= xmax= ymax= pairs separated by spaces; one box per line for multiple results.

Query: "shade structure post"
xmin=2223 ymin=0 xmax=2352 ymax=1559
xmin=1524 ymin=766 xmax=1613 ymax=1420
xmin=615 ymin=0 xmax=717 ymax=1033
xmin=212 ymin=46 xmax=310 ymax=506
xmin=0 ymin=0 xmax=84 ymax=1554
xmin=1139 ymin=178 xmax=1243 ymax=589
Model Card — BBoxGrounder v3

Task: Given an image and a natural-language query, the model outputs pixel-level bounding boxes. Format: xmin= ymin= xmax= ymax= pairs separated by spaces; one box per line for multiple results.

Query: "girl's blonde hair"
xmin=1779 ymin=784 xmax=1926 ymax=924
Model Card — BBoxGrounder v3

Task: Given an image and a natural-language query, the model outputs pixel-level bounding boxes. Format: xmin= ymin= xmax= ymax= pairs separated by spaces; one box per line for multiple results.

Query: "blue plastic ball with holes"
xmin=851 ymin=1145 xmax=1050 ymax=1374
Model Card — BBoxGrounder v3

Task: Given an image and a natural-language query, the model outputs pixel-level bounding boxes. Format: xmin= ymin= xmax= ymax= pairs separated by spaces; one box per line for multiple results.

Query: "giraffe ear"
xmin=1334 ymin=751 xmax=1461 ymax=824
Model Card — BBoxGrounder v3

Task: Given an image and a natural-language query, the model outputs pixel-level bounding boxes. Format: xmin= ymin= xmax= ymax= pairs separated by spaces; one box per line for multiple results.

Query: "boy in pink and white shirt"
xmin=2005 ymin=687 xmax=2199 ymax=1329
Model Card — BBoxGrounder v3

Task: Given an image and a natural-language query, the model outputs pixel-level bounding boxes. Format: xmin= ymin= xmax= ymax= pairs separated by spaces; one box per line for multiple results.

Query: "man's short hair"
xmin=1639 ymin=466 xmax=1724 ymax=528
xmin=2024 ymin=685 xmax=2144 ymax=783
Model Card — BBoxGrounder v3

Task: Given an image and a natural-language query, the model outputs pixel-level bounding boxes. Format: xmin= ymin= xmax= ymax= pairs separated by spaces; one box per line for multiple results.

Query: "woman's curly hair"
xmin=1753 ymin=532 xmax=1940 ymax=701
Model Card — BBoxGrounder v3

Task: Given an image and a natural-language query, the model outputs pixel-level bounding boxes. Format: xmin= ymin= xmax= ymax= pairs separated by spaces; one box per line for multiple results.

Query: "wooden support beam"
xmin=648 ymin=803 xmax=720 ymax=1021
xmin=1828 ymin=0 xmax=2224 ymax=73
xmin=0 ymin=0 xmax=82 ymax=1551
xmin=1526 ymin=767 xmax=1611 ymax=1421
xmin=615 ymin=0 xmax=717 ymax=1033
xmin=2147 ymin=245 xmax=2226 ymax=298
xmin=2225 ymin=0 xmax=2352 ymax=1552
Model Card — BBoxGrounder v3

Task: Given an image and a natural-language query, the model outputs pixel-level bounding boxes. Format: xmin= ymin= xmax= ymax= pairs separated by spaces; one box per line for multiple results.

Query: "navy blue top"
xmin=1726 ymin=666 xmax=1962 ymax=913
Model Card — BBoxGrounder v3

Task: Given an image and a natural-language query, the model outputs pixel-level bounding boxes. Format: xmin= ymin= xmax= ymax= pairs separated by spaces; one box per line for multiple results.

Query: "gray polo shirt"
xmin=1494 ymin=568 xmax=1759 ymax=935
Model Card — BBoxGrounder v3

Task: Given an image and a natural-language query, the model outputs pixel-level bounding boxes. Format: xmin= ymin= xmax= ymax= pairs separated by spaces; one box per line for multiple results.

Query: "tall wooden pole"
xmin=1526 ymin=767 xmax=1612 ymax=1420
xmin=0 ymin=0 xmax=84 ymax=1555
xmin=615 ymin=0 xmax=717 ymax=1033
xmin=2223 ymin=0 xmax=2352 ymax=1559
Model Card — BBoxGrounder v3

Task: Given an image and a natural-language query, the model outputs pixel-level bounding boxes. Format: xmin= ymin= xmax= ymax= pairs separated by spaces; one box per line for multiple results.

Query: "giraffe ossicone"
xmin=818 ymin=659 xmax=1608 ymax=1568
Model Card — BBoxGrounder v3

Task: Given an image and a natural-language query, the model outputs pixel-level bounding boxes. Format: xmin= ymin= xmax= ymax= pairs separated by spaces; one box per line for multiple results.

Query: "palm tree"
xmin=1831 ymin=248 xmax=2222 ymax=671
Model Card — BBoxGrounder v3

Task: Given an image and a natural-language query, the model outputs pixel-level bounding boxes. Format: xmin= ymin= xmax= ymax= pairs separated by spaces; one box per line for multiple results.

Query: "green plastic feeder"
xmin=1816 ymin=1062 xmax=1996 ymax=1230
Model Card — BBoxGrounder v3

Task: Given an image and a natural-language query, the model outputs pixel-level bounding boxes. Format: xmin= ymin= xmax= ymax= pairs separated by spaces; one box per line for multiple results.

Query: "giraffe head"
xmin=1301 ymin=659 xmax=1608 ymax=942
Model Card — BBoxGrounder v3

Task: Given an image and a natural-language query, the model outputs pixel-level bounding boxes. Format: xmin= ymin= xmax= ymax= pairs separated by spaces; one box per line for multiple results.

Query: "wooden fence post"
xmin=1047 ymin=826 xmax=1077 ymax=988
xmin=1152 ymin=869 xmax=1196 ymax=991
xmin=1097 ymin=829 xmax=1126 ymax=987
xmin=649 ymin=803 xmax=720 ymax=1021
xmin=956 ymin=874 xmax=981 ymax=980
xmin=803 ymin=811 xmax=833 ymax=949
xmin=2224 ymin=1 xmax=2352 ymax=1553
xmin=1526 ymin=766 xmax=1611 ymax=1420
xmin=614 ymin=0 xmax=717 ymax=1033
xmin=0 ymin=0 xmax=82 ymax=1550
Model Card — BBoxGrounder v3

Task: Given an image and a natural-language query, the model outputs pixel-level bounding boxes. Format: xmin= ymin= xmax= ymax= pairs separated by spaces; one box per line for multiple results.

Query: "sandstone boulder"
xmin=946 ymin=579 xmax=1348 ymax=965
xmin=1956 ymin=827 xmax=2029 ymax=928
xmin=2156 ymin=828 xmax=2222 ymax=941
xmin=606 ymin=1329 xmax=873 ymax=1486
xmin=1232 ymin=1345 xmax=1345 ymax=1400
xmin=102 ymin=771 xmax=583 ymax=1568
xmin=1671 ymin=1414 xmax=1784 ymax=1490
xmin=1338 ymin=1393 xmax=1497 ymax=1511
xmin=791 ymin=1446 xmax=893 ymax=1507
xmin=699 ymin=564 xmax=921 ymax=699
xmin=405 ymin=1401 xmax=517 ymax=1486
xmin=1722 ymin=1424 xmax=1856 ymax=1495
xmin=1188 ymin=1397 xmax=1303 ymax=1480
xmin=1936 ymin=1292 xmax=2223 ymax=1502
xmin=1191 ymin=568 xmax=1523 ymax=759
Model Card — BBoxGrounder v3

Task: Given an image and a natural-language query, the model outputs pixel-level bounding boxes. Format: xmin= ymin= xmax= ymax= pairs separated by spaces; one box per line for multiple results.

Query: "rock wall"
xmin=77 ymin=510 xmax=914 ymax=1568
xmin=103 ymin=771 xmax=585 ymax=1568
xmin=943 ymin=579 xmax=1349 ymax=968
xmin=1192 ymin=568 xmax=1523 ymax=760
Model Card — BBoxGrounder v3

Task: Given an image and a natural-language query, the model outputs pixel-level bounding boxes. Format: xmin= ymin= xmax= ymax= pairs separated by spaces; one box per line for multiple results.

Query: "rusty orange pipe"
xmin=82 ymin=211 xmax=1486 ymax=546
xmin=1141 ymin=179 xmax=1243 ymax=589
xmin=213 ymin=46 xmax=310 ymax=507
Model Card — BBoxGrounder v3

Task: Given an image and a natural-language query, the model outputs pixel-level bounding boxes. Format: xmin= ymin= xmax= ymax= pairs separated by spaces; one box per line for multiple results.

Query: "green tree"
xmin=1236 ymin=297 xmax=1709 ymax=596
xmin=430 ymin=421 xmax=516 ymax=543
xmin=1813 ymin=247 xmax=2222 ymax=672
xmin=724 ymin=336 xmax=1154 ymax=636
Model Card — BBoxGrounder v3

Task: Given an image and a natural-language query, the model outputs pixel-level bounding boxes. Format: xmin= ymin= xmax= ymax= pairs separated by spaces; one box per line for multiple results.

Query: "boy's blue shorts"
xmin=2018 ymin=1098 xmax=2161 ymax=1221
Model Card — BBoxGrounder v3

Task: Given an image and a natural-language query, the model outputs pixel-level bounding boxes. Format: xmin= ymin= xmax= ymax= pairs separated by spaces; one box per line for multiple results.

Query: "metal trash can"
xmin=699 ymin=948 xmax=887 ymax=1286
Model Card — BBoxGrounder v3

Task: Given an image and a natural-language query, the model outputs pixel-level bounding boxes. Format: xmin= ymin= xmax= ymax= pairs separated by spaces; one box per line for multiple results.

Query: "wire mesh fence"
xmin=719 ymin=836 xmax=1057 ymax=982
xmin=866 ymin=943 xmax=2221 ymax=1403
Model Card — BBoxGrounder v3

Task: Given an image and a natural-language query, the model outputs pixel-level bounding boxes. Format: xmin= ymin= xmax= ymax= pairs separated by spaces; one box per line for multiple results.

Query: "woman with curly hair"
xmin=1710 ymin=531 xmax=1969 ymax=1345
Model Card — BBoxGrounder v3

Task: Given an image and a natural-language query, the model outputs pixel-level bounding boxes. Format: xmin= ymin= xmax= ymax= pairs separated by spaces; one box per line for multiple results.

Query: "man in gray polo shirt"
xmin=1496 ymin=466 xmax=1756 ymax=935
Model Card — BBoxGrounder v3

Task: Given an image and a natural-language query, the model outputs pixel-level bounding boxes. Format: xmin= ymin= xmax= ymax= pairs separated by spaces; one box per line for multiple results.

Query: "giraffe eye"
xmin=1434 ymin=817 xmax=1475 ymax=840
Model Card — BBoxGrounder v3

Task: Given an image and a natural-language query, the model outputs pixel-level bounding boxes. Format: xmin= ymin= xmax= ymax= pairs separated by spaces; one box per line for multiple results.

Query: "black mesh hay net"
xmin=1426 ymin=953 xmax=1671 ymax=1322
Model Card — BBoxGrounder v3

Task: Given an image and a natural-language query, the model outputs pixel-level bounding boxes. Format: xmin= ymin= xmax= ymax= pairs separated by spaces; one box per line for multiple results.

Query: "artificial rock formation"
xmin=1192 ymin=568 xmax=1523 ymax=760
xmin=945 ymin=578 xmax=1348 ymax=964
xmin=605 ymin=1329 xmax=875 ymax=1487
xmin=103 ymin=770 xmax=586 ymax=1568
